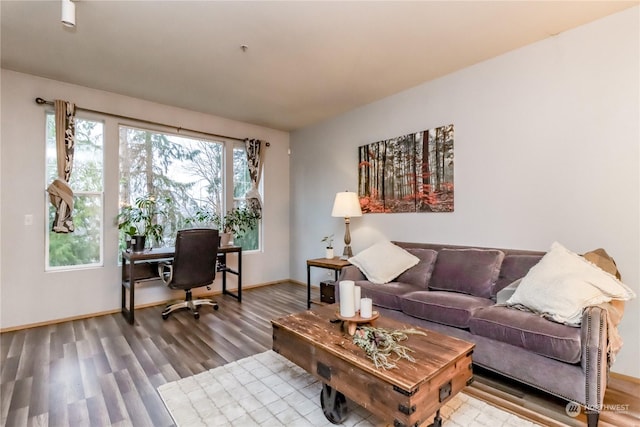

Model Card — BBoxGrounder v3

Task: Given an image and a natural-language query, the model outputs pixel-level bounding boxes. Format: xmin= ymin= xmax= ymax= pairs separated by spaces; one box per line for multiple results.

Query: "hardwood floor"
xmin=1 ymin=282 xmax=638 ymax=426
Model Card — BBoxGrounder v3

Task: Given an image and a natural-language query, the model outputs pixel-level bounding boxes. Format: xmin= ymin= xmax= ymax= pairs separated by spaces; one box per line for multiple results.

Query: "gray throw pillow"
xmin=429 ymin=248 xmax=505 ymax=299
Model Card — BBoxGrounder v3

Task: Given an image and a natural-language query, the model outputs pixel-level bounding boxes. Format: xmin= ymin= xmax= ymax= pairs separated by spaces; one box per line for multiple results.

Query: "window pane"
xmin=45 ymin=115 xmax=56 ymax=183
xmin=46 ymin=114 xmax=104 ymax=269
xmin=233 ymin=227 xmax=259 ymax=251
xmin=232 ymin=146 xmax=259 ymax=251
xmin=48 ymin=194 xmax=102 ymax=267
xmin=46 ymin=116 xmax=104 ymax=192
xmin=119 ymin=126 xmax=223 ymax=246
xmin=233 ymin=147 xmax=251 ymax=198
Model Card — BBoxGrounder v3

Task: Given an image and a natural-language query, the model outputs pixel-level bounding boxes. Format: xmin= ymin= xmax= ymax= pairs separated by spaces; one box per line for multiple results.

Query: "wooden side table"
xmin=306 ymin=257 xmax=351 ymax=309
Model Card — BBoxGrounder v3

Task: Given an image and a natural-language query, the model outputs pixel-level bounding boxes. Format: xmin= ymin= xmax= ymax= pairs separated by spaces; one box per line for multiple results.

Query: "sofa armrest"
xmin=581 ymin=305 xmax=609 ymax=413
xmin=339 ymin=265 xmax=366 ymax=281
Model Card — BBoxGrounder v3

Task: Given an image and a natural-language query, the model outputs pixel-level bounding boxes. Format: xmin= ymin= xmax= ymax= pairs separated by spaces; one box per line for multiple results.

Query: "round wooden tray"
xmin=335 ymin=310 xmax=380 ymax=335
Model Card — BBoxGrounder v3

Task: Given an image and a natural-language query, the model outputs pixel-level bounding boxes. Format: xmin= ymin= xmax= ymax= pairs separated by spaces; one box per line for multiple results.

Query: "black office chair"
xmin=158 ymin=228 xmax=220 ymax=320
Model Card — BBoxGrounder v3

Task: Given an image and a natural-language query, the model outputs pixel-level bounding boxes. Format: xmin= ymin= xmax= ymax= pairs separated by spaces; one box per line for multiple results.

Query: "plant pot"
xmin=326 ymin=247 xmax=334 ymax=259
xmin=220 ymin=232 xmax=233 ymax=247
xmin=131 ymin=235 xmax=146 ymax=252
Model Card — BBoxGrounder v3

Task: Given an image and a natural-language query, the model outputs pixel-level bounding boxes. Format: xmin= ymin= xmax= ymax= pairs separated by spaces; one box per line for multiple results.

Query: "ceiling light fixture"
xmin=61 ymin=0 xmax=76 ymax=28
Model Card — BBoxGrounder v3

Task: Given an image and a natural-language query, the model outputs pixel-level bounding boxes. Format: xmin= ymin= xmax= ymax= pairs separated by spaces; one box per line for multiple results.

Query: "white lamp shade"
xmin=62 ymin=0 xmax=76 ymax=27
xmin=331 ymin=191 xmax=362 ymax=218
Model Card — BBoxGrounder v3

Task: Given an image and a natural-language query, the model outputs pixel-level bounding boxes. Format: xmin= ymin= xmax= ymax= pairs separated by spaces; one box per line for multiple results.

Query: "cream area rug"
xmin=157 ymin=350 xmax=541 ymax=427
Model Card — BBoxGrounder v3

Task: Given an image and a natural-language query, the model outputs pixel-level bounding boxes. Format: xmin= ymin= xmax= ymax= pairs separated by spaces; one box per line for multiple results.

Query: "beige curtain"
xmin=244 ymin=138 xmax=265 ymax=215
xmin=46 ymin=100 xmax=76 ymax=233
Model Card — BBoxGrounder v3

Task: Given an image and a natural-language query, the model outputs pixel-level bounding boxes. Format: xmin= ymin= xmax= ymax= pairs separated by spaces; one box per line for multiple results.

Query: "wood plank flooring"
xmin=1 ymin=282 xmax=638 ymax=426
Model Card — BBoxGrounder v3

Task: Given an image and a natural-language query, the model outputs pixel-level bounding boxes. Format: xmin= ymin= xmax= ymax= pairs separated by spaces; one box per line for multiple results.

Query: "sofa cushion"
xmin=349 ymin=240 xmax=420 ymax=284
xmin=506 ymin=242 xmax=636 ymax=326
xmin=395 ymin=248 xmax=438 ymax=288
xmin=400 ymin=291 xmax=494 ymax=329
xmin=429 ymin=248 xmax=505 ymax=299
xmin=469 ymin=306 xmax=582 ymax=364
xmin=358 ymin=281 xmax=420 ymax=310
xmin=493 ymin=254 xmax=543 ymax=297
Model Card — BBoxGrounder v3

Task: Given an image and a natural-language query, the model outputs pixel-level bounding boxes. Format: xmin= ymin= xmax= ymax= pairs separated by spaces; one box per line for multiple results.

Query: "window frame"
xmin=231 ymin=141 xmax=263 ymax=252
xmin=44 ymin=111 xmax=105 ymax=271
xmin=117 ymin=123 xmax=259 ymax=250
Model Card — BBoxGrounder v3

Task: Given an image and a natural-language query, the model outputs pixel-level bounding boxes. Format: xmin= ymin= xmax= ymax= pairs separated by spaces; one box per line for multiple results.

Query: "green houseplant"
xmin=183 ymin=206 xmax=261 ymax=246
xmin=214 ymin=207 xmax=261 ymax=246
xmin=322 ymin=234 xmax=334 ymax=259
xmin=117 ymin=195 xmax=169 ymax=251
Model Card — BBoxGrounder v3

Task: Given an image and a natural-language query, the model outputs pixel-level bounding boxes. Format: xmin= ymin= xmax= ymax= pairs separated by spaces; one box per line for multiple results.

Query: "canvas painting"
xmin=358 ymin=124 xmax=454 ymax=213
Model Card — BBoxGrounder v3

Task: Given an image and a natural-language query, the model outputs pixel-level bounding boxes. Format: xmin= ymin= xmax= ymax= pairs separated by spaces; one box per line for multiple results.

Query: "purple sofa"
xmin=338 ymin=241 xmax=615 ymax=427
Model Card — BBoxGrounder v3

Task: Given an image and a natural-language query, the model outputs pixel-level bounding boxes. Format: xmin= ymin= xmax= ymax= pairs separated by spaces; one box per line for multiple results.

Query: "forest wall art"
xmin=358 ymin=124 xmax=454 ymax=213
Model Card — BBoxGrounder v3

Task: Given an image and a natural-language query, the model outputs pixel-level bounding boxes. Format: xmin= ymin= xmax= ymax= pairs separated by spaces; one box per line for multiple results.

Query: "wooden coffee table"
xmin=272 ymin=305 xmax=475 ymax=427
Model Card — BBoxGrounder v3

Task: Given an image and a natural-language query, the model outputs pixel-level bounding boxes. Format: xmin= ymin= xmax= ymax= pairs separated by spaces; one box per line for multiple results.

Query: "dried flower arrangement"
xmin=352 ymin=326 xmax=426 ymax=370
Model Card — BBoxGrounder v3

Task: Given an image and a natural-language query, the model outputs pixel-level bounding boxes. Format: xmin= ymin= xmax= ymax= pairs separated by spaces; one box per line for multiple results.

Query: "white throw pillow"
xmin=349 ymin=240 xmax=420 ymax=284
xmin=507 ymin=242 xmax=636 ymax=326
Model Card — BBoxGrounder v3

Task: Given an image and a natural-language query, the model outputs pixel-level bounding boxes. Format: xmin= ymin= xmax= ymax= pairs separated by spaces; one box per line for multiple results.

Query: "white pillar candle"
xmin=354 ymin=286 xmax=361 ymax=312
xmin=360 ymin=298 xmax=373 ymax=319
xmin=339 ymin=281 xmax=356 ymax=317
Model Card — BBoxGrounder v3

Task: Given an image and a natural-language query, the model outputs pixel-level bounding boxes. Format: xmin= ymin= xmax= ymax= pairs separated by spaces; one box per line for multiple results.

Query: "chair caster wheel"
xmin=214 ymin=305 xmax=219 ymax=311
xmin=162 ymin=314 xmax=169 ymax=320
xmin=194 ymin=313 xmax=200 ymax=319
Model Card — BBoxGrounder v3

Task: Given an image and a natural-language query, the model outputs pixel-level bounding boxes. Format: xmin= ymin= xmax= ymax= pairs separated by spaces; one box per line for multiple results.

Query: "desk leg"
xmin=307 ymin=264 xmax=311 ymax=309
xmin=129 ymin=260 xmax=135 ymax=324
xmin=220 ymin=250 xmax=242 ymax=302
xmin=237 ymin=250 xmax=242 ymax=302
xmin=221 ymin=252 xmax=227 ymax=296
xmin=121 ymin=257 xmax=135 ymax=325
xmin=121 ymin=259 xmax=127 ymax=320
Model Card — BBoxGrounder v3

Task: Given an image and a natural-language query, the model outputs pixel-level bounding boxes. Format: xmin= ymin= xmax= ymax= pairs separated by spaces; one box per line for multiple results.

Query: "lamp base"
xmin=342 ymin=245 xmax=353 ymax=259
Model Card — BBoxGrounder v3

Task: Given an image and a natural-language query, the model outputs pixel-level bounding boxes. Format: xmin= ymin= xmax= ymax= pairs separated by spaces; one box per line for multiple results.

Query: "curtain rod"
xmin=35 ymin=97 xmax=269 ymax=146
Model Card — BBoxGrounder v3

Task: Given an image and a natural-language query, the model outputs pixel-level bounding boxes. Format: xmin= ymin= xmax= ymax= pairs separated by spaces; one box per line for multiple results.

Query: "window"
xmin=119 ymin=125 xmax=234 ymax=248
xmin=233 ymin=144 xmax=260 ymax=251
xmin=45 ymin=114 xmax=104 ymax=269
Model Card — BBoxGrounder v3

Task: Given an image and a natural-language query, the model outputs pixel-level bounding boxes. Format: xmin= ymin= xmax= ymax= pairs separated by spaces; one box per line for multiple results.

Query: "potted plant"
xmin=117 ymin=195 xmax=169 ymax=252
xmin=213 ymin=207 xmax=261 ymax=246
xmin=322 ymin=234 xmax=334 ymax=259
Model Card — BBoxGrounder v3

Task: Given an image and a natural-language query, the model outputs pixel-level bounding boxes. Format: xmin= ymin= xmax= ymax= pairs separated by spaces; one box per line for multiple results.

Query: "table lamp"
xmin=331 ymin=191 xmax=363 ymax=258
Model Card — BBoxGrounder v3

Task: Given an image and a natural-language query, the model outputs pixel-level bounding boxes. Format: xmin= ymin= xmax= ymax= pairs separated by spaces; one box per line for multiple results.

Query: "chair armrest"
xmin=339 ymin=265 xmax=366 ymax=281
xmin=157 ymin=261 xmax=174 ymax=285
xmin=581 ymin=305 xmax=609 ymax=412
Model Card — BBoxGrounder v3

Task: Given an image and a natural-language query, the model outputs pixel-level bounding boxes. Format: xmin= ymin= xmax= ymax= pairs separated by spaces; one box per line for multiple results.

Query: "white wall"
xmin=290 ymin=7 xmax=639 ymax=377
xmin=0 ymin=70 xmax=290 ymax=329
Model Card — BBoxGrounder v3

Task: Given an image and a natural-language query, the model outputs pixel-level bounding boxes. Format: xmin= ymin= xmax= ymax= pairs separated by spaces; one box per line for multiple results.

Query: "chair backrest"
xmin=170 ymin=228 xmax=219 ymax=290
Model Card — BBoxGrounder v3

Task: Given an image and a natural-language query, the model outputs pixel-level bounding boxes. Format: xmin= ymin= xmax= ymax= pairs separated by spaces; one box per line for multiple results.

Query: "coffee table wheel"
xmin=320 ymin=383 xmax=347 ymax=424
xmin=428 ymin=409 xmax=442 ymax=427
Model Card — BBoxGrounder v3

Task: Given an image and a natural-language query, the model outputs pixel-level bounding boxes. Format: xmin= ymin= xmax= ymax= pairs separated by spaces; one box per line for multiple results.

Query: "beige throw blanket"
xmin=594 ymin=302 xmax=624 ymax=366
xmin=583 ymin=248 xmax=625 ymax=365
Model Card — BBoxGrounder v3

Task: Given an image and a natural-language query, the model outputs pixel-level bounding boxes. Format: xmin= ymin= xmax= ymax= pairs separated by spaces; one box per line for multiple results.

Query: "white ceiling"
xmin=1 ymin=1 xmax=636 ymax=131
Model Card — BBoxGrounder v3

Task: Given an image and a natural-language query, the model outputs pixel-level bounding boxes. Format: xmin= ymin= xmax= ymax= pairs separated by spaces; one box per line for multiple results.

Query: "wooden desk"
xmin=121 ymin=245 xmax=242 ymax=324
xmin=306 ymin=257 xmax=351 ymax=309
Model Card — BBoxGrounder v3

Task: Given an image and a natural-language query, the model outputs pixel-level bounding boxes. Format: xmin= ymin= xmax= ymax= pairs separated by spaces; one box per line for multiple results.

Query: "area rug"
xmin=158 ymin=350 xmax=541 ymax=426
